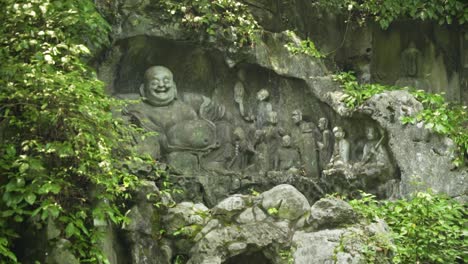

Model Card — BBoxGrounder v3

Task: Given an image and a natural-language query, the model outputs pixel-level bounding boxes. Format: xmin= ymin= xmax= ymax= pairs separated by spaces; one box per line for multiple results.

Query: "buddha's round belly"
xmin=167 ymin=119 xmax=216 ymax=149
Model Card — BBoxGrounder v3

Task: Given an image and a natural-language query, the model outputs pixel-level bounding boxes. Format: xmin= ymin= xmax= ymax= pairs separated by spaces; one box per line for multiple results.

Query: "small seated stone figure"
xmin=276 ymin=135 xmax=301 ymax=172
xmin=291 ymin=109 xmax=320 ymax=179
xmin=354 ymin=127 xmax=393 ymax=183
xmin=317 ymin=117 xmax=333 ymax=170
xmin=395 ymin=42 xmax=431 ymax=92
xmin=255 ymin=89 xmax=273 ymax=129
xmin=124 ymin=66 xmax=230 ymax=173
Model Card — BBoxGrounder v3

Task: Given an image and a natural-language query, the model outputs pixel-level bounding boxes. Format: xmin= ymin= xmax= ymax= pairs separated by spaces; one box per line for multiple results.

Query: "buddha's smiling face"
xmin=143 ymin=66 xmax=177 ymax=106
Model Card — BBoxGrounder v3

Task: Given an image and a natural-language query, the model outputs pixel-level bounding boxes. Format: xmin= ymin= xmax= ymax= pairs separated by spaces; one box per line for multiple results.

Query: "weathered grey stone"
xmin=307 ymin=197 xmax=357 ymax=230
xmin=123 ymin=203 xmax=154 ymax=235
xmin=227 ymin=242 xmax=247 ymax=253
xmin=261 ymin=184 xmax=310 ymax=220
xmin=46 ymin=218 xmax=61 ymax=240
xmin=362 ymin=90 xmax=468 ymax=199
xmin=211 ymin=194 xmax=248 ymax=219
xmin=163 ymin=202 xmax=209 ymax=235
xmin=292 ymin=229 xmax=348 ymax=264
xmin=45 ymin=239 xmax=79 ymax=264
xmin=194 ymin=219 xmax=221 ymax=242
xmin=189 ymin=222 xmax=290 ymax=263
xmin=236 ymin=206 xmax=267 ymax=224
xmin=292 ymin=224 xmax=392 ymax=264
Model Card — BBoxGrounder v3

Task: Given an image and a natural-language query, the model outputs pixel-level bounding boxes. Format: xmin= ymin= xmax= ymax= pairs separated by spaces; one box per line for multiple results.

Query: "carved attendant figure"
xmin=233 ymin=68 xmax=252 ymax=121
xmin=330 ymin=126 xmax=350 ymax=165
xmin=317 ymin=117 xmax=333 ymax=169
xmin=255 ymin=89 xmax=273 ymax=129
xmin=264 ymin=111 xmax=281 ymax=171
xmin=291 ymin=109 xmax=320 ymax=179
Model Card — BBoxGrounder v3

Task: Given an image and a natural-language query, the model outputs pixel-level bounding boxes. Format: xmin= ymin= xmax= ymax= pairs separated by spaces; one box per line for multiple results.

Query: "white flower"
xmin=44 ymin=54 xmax=54 ymax=64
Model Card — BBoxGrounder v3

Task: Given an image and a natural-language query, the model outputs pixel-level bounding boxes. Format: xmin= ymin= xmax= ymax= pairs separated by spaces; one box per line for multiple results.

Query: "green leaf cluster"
xmin=316 ymin=0 xmax=467 ymax=29
xmin=154 ymin=0 xmax=260 ymax=47
xmin=349 ymin=191 xmax=466 ymax=263
xmin=284 ymin=31 xmax=325 ymax=59
xmin=333 ymin=72 xmax=397 ymax=108
xmin=0 ymin=0 xmax=156 ymax=262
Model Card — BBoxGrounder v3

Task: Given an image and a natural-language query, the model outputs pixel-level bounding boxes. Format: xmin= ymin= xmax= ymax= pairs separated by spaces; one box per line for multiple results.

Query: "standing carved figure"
xmin=253 ymin=129 xmax=269 ymax=174
xmin=228 ymin=127 xmax=256 ymax=170
xmin=317 ymin=117 xmax=333 ymax=171
xmin=291 ymin=110 xmax=320 ymax=179
xmin=331 ymin=126 xmax=350 ymax=164
xmin=233 ymin=68 xmax=252 ymax=122
xmin=255 ymin=89 xmax=273 ymax=129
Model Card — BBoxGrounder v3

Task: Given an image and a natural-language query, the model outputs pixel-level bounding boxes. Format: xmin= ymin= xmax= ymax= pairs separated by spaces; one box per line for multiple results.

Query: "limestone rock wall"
xmin=95 ymin=0 xmax=466 ymax=203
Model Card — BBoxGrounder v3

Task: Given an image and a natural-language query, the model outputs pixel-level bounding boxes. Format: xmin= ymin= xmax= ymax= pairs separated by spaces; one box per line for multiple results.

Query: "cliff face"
xmin=95 ymin=0 xmax=466 ymax=200
xmin=69 ymin=1 xmax=468 ymax=263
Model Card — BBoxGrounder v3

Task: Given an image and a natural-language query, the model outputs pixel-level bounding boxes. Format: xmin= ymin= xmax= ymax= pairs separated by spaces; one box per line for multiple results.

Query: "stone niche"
xmin=100 ymin=36 xmax=400 ymax=206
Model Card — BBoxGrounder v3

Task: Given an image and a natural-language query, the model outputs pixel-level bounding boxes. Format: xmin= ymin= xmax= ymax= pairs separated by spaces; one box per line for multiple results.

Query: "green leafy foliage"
xmin=317 ymin=0 xmax=467 ymax=29
xmin=0 ymin=0 xmax=157 ymax=262
xmin=279 ymin=248 xmax=294 ymax=264
xmin=154 ymin=0 xmax=259 ymax=47
xmin=350 ymin=191 xmax=466 ymax=263
xmin=333 ymin=72 xmax=397 ymax=108
xmin=284 ymin=31 xmax=324 ymax=58
xmin=267 ymin=207 xmax=279 ymax=215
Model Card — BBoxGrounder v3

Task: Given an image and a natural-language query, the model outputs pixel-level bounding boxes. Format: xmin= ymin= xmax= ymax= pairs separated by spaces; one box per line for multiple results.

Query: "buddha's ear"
xmin=139 ymin=84 xmax=147 ymax=100
xmin=173 ymin=82 xmax=178 ymax=99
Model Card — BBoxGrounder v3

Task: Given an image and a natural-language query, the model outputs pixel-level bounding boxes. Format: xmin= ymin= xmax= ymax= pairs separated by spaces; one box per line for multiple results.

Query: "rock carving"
xmin=125 ymin=66 xmax=230 ymax=172
xmin=291 ymin=110 xmax=320 ymax=179
xmin=395 ymin=42 xmax=431 ymax=92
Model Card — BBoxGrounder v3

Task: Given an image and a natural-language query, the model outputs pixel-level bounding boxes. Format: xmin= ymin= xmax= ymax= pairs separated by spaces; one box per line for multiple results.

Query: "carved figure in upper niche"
xmin=125 ymin=66 xmax=230 ymax=172
xmin=317 ymin=117 xmax=333 ymax=170
xmin=255 ymin=89 xmax=273 ymax=129
xmin=291 ymin=109 xmax=320 ymax=179
xmin=277 ymin=135 xmax=301 ymax=172
xmin=395 ymin=42 xmax=431 ymax=92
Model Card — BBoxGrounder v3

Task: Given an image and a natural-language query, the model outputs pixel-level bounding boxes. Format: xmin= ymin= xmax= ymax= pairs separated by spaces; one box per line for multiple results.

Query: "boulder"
xmin=307 ymin=197 xmax=358 ymax=230
xmin=260 ymin=184 xmax=310 ymax=220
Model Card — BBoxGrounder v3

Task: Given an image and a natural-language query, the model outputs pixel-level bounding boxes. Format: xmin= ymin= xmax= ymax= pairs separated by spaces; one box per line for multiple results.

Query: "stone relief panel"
xmin=109 ymin=37 xmax=399 ymax=204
